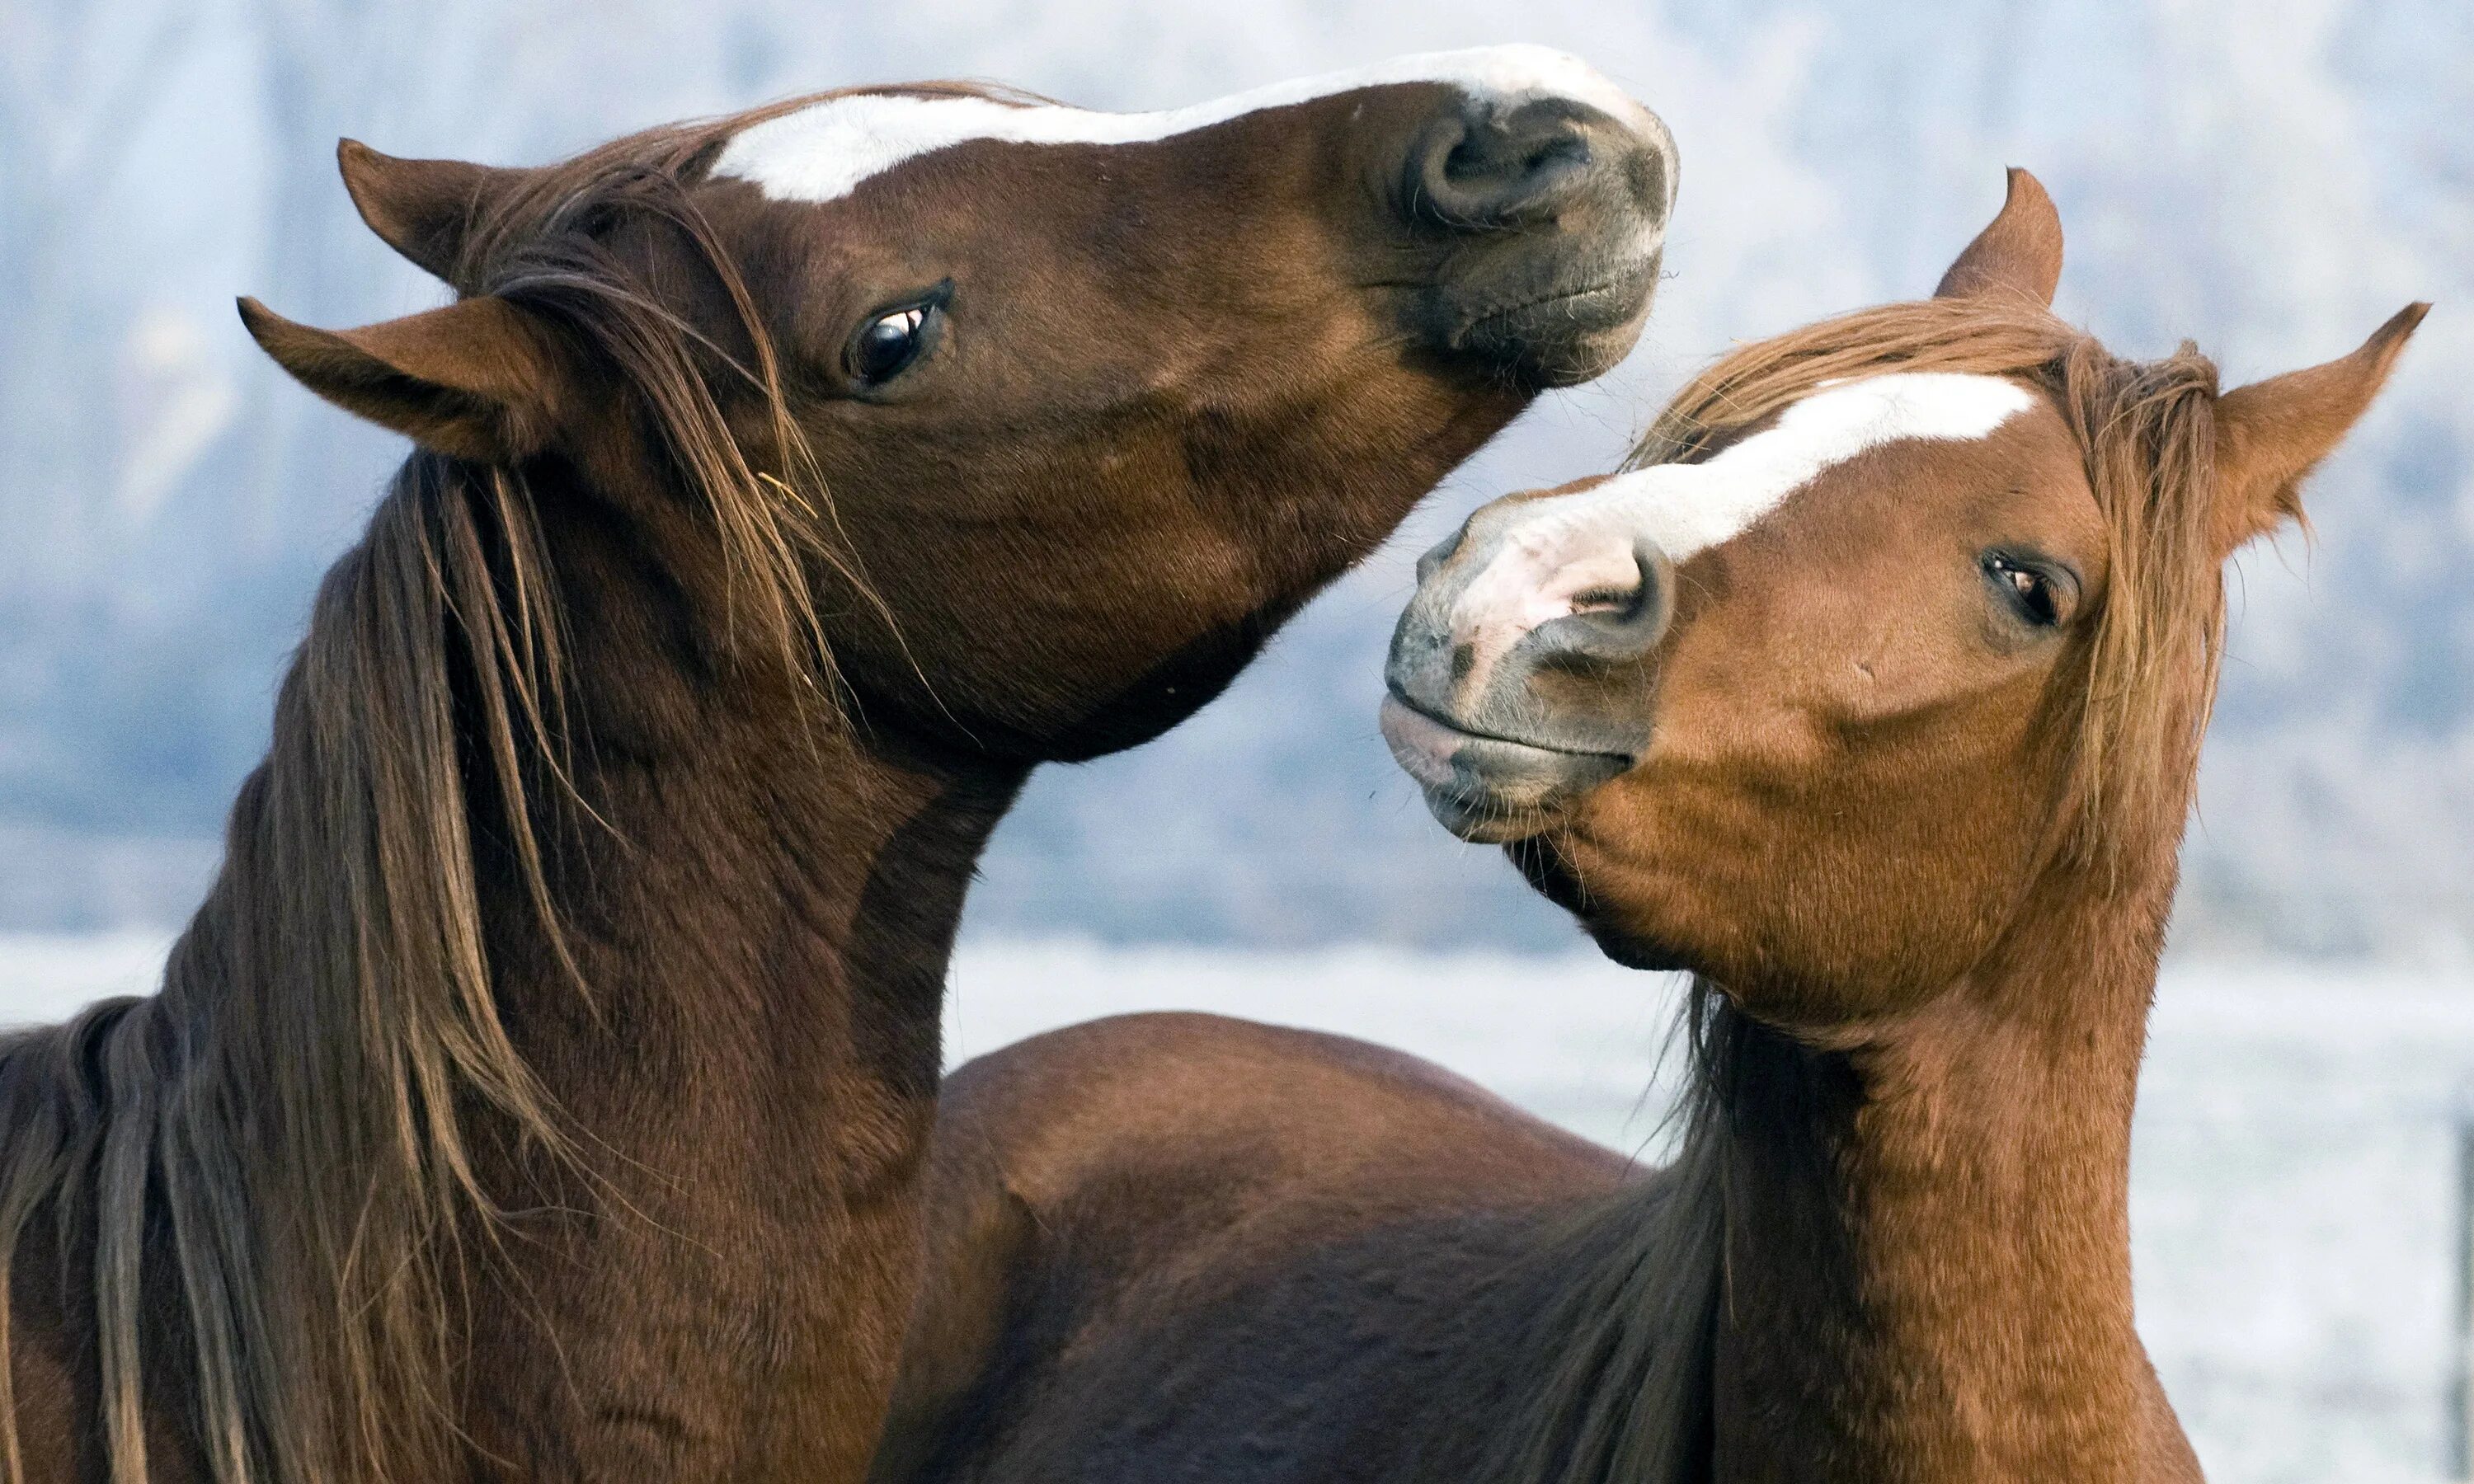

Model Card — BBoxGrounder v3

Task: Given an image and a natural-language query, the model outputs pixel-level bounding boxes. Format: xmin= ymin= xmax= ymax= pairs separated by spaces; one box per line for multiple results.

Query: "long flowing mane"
xmin=1484 ymin=294 xmax=2232 ymax=1484
xmin=0 ymin=101 xmax=854 ymax=1484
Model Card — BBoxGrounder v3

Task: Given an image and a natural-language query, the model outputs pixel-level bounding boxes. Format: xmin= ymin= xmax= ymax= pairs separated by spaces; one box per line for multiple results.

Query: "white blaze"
xmin=1448 ymin=371 xmax=2037 ymax=682
xmin=715 ymin=45 xmax=1653 ymax=204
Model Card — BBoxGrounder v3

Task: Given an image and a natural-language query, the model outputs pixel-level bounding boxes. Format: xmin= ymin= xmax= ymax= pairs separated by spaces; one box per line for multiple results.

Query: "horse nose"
xmin=1396 ymin=83 xmax=1675 ymax=387
xmin=1387 ymin=507 xmax=1674 ymax=731
xmin=1526 ymin=538 xmax=1674 ymax=666
xmin=1405 ymin=98 xmax=1672 ymax=232
xmin=1381 ymin=517 xmax=1669 ymax=840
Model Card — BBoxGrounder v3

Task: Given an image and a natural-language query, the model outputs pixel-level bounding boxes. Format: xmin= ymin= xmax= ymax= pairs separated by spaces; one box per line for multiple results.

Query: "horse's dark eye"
xmin=850 ymin=306 xmax=929 ymax=384
xmin=844 ymin=281 xmax=953 ymax=392
xmin=1984 ymin=553 xmax=2062 ymax=627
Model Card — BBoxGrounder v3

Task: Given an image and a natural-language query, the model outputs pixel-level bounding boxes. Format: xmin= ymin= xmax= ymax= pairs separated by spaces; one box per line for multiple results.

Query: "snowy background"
xmin=4 ymin=0 xmax=2472 ymax=1477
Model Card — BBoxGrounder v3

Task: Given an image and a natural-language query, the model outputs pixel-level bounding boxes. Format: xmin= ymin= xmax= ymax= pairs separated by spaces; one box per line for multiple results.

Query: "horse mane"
xmin=1472 ymin=979 xmax=1734 ymax=1484
xmin=0 ymin=101 xmax=859 ymax=1484
xmin=1487 ymin=296 xmax=2234 ymax=1484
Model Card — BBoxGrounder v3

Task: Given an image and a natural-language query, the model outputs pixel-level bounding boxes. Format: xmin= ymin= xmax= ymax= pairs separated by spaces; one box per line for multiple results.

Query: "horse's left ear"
xmin=339 ymin=139 xmax=530 ymax=284
xmin=238 ymin=294 xmax=574 ymax=463
xmin=2212 ymin=303 xmax=2429 ymax=553
xmin=1935 ymin=168 xmax=2063 ymax=308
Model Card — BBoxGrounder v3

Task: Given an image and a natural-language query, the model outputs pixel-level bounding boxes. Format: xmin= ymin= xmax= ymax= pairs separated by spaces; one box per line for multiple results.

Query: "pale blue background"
xmin=2 ymin=0 xmax=2466 ymax=956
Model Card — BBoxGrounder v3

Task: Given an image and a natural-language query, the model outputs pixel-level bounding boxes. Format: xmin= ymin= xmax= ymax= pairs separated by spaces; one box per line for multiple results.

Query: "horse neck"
xmin=1704 ymin=866 xmax=2197 ymax=1483
xmin=488 ymin=481 xmax=1027 ymax=1180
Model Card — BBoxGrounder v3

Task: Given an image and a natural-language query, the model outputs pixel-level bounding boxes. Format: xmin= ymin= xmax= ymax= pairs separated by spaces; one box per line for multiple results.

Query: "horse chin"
xmin=1583 ymin=923 xmax=1691 ymax=973
xmin=1417 ymin=788 xmax=1558 ymax=845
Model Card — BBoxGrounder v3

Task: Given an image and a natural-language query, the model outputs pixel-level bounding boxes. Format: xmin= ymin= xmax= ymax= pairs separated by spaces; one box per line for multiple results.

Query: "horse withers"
xmin=0 ymin=50 xmax=1674 ymax=1484
xmin=873 ymin=171 xmax=2424 ymax=1484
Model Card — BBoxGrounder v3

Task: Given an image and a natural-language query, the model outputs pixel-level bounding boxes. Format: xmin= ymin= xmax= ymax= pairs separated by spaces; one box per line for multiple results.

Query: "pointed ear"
xmin=238 ymin=294 xmax=572 ymax=463
xmin=2212 ymin=303 xmax=2429 ymax=553
xmin=338 ymin=139 xmax=529 ymax=284
xmin=1935 ymin=167 xmax=2064 ymax=307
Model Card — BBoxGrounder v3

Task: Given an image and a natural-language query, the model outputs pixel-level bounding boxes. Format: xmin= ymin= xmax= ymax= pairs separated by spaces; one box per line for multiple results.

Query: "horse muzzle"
xmin=1380 ymin=499 xmax=1674 ymax=840
xmin=1378 ymin=693 xmax=1636 ymax=842
xmin=1401 ymin=92 xmax=1677 ymax=388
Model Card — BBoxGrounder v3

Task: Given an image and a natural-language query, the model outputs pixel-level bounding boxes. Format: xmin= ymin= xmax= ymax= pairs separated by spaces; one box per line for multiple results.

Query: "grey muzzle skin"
xmin=1409 ymin=96 xmax=1680 ymax=390
xmin=1380 ymin=517 xmax=1674 ymax=841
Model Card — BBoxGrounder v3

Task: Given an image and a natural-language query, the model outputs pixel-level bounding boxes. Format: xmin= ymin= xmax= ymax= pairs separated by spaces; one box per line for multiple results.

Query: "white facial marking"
xmin=715 ymin=46 xmax=1652 ymax=204
xmin=1449 ymin=371 xmax=2037 ymax=685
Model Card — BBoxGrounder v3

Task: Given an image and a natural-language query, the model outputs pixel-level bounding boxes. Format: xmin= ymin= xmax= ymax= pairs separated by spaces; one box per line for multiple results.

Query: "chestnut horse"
xmin=871 ymin=173 xmax=2425 ymax=1484
xmin=0 ymin=51 xmax=1676 ymax=1484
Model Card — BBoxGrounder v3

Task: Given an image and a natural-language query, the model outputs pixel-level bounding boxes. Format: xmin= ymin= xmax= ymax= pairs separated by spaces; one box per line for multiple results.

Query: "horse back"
xmin=872 ymin=1012 xmax=1635 ymax=1484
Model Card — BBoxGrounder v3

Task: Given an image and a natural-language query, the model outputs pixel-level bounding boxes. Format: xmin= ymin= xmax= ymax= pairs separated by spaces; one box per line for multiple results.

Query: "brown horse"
xmin=0 ymin=52 xmax=1676 ymax=1484
xmin=870 ymin=172 xmax=2425 ymax=1484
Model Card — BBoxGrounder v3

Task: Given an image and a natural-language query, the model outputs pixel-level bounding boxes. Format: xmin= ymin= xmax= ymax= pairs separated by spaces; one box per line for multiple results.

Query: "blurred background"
xmin=1 ymin=1 xmax=2468 ymax=1479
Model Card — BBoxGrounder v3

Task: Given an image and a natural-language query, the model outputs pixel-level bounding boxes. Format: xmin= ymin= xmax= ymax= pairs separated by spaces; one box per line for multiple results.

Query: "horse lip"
xmin=1441 ymin=255 xmax=1660 ymax=387
xmin=1381 ymin=689 xmax=1630 ymax=766
xmin=1379 ymin=693 xmax=1461 ymax=791
xmin=1379 ymin=692 xmax=1635 ymax=843
xmin=1460 ymin=258 xmax=1657 ymax=337
xmin=1465 ymin=279 xmax=1625 ymax=330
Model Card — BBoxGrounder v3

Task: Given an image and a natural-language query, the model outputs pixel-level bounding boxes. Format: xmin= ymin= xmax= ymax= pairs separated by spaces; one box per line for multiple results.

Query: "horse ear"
xmin=339 ymin=139 xmax=528 ymax=284
xmin=238 ymin=294 xmax=572 ymax=463
xmin=2211 ymin=303 xmax=2429 ymax=553
xmin=1935 ymin=168 xmax=2063 ymax=307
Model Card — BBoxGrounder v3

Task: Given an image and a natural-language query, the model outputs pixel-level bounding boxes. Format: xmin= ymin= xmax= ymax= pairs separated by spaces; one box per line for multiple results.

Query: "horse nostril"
xmin=1407 ymin=101 xmax=1600 ymax=229
xmin=1615 ymin=538 xmax=1675 ymax=641
xmin=1542 ymin=538 xmax=1673 ymax=663
xmin=1445 ymin=124 xmax=1587 ymax=191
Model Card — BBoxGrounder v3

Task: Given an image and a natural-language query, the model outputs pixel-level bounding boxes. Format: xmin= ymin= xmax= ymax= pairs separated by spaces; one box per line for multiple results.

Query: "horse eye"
xmin=1984 ymin=554 xmax=2061 ymax=627
xmin=849 ymin=303 xmax=933 ymax=386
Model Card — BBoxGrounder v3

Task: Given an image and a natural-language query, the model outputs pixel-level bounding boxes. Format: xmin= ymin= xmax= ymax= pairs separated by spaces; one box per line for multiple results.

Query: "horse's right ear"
xmin=1935 ymin=167 xmax=2063 ymax=308
xmin=2210 ymin=303 xmax=2429 ymax=554
xmin=239 ymin=295 xmax=572 ymax=463
xmin=339 ymin=139 xmax=528 ymax=284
